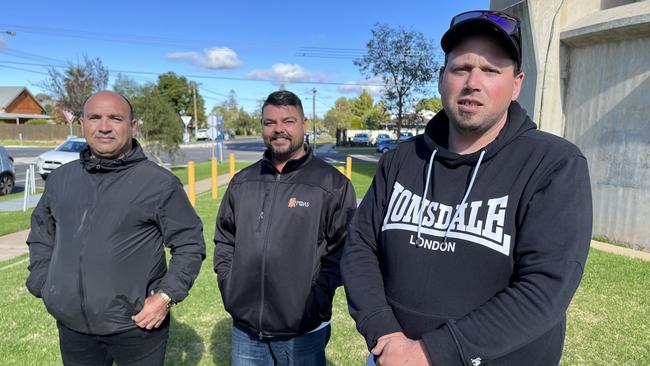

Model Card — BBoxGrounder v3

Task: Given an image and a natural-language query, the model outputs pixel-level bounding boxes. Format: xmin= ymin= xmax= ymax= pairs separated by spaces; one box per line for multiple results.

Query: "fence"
xmin=0 ymin=124 xmax=82 ymax=141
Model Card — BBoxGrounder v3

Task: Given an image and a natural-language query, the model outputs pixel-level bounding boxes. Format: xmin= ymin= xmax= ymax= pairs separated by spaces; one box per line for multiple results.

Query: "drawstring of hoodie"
xmin=416 ymin=149 xmax=486 ymax=242
xmin=416 ymin=149 xmax=438 ymax=238
xmin=443 ymin=149 xmax=486 ymax=243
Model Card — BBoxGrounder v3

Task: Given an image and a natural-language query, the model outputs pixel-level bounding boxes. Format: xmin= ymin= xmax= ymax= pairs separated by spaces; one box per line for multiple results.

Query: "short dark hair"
xmin=443 ymin=43 xmax=522 ymax=75
xmin=261 ymin=90 xmax=304 ymax=118
xmin=82 ymin=91 xmax=134 ymax=120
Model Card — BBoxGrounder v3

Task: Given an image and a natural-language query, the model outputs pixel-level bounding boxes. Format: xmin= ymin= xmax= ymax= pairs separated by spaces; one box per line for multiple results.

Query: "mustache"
xmin=270 ymin=133 xmax=291 ymax=140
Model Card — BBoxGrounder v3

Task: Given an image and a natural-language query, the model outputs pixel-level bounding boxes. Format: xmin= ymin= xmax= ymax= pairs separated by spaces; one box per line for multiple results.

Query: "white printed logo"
xmin=471 ymin=357 xmax=482 ymax=366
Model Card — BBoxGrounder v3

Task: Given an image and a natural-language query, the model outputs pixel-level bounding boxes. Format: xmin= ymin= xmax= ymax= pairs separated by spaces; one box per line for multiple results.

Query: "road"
xmin=5 ymin=138 xmax=378 ymax=193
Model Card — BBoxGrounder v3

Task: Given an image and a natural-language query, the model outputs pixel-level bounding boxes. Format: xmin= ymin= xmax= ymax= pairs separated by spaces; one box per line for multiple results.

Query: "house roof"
xmin=0 ymin=86 xmax=47 ymax=111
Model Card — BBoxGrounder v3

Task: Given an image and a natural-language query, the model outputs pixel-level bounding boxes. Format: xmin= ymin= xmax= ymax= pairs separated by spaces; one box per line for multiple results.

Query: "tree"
xmin=112 ymin=73 xmax=142 ymax=100
xmin=416 ymin=97 xmax=443 ymax=113
xmin=355 ymin=23 xmax=439 ymax=140
xmin=156 ymin=72 xmax=207 ymax=128
xmin=132 ymin=85 xmax=183 ymax=165
xmin=39 ymin=55 xmax=109 ymax=119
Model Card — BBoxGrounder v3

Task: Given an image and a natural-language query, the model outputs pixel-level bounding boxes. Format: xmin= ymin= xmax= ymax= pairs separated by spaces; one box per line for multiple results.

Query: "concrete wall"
xmin=492 ymin=0 xmax=650 ymax=251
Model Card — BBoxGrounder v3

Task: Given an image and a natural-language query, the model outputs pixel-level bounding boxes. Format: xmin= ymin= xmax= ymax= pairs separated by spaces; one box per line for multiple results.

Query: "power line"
xmin=0 ymin=59 xmax=387 ymax=87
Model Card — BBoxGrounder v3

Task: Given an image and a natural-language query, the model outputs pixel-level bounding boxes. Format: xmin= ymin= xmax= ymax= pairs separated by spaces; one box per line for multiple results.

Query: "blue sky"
xmin=1 ymin=0 xmax=488 ymax=117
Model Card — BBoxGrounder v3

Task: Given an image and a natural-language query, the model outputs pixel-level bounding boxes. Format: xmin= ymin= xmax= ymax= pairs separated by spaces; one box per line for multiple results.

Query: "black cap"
xmin=441 ymin=11 xmax=522 ymax=70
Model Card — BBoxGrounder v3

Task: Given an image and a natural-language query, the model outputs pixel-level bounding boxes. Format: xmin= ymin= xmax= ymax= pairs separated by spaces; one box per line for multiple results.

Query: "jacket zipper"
xmin=258 ymin=173 xmax=281 ymax=339
xmin=255 ymin=190 xmax=270 ymax=233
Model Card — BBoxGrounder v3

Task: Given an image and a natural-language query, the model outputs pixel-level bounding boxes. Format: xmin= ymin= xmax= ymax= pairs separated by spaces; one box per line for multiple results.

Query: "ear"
xmin=130 ymin=118 xmax=138 ymax=134
xmin=438 ymin=67 xmax=446 ymax=96
xmin=511 ymin=71 xmax=525 ymax=101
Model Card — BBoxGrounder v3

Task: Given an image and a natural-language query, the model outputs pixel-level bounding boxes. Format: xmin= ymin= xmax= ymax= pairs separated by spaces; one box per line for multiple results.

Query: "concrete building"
xmin=491 ymin=0 xmax=650 ymax=251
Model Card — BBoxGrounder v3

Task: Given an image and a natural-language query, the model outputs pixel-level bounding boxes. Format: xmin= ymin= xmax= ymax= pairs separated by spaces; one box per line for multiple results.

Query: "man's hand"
xmin=131 ymin=293 xmax=169 ymax=330
xmin=372 ymin=332 xmax=430 ymax=366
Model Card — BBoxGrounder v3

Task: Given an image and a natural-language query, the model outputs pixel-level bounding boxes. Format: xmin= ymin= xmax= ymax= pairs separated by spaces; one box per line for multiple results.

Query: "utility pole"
xmin=192 ymin=82 xmax=199 ymax=136
xmin=312 ymin=88 xmax=317 ymax=154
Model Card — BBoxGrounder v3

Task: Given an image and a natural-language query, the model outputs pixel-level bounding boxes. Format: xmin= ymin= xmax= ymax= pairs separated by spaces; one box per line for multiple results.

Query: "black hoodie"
xmin=26 ymin=140 xmax=206 ymax=335
xmin=341 ymin=102 xmax=592 ymax=365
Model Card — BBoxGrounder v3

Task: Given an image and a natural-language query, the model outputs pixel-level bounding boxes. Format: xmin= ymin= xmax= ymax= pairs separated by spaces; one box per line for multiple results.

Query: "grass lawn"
xmin=171 ymin=161 xmax=253 ymax=185
xmin=1 ymin=161 xmax=648 ymax=365
xmin=0 ymin=140 xmax=59 ymax=147
xmin=0 ymin=209 xmax=33 ymax=236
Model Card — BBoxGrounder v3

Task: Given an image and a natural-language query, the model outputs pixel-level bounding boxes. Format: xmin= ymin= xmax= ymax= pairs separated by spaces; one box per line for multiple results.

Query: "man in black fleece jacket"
xmin=26 ymin=91 xmax=205 ymax=365
xmin=341 ymin=10 xmax=592 ymax=366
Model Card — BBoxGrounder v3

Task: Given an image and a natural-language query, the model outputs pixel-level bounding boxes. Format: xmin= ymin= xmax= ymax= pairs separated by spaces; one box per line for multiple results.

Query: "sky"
xmin=1 ymin=0 xmax=488 ymax=117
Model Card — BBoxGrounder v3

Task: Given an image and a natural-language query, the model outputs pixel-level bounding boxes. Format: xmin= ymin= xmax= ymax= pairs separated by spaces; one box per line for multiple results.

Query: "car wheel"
xmin=382 ymin=147 xmax=389 ymax=153
xmin=0 ymin=174 xmax=14 ymax=195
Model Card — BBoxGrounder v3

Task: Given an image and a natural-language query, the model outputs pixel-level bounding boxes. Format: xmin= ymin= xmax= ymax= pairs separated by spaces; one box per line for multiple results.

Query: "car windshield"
xmin=56 ymin=141 xmax=87 ymax=152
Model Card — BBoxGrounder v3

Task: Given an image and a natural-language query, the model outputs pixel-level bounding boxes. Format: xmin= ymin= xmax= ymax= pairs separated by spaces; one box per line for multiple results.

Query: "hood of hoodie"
xmin=422 ymin=101 xmax=536 ymax=168
xmin=79 ymin=138 xmax=148 ymax=173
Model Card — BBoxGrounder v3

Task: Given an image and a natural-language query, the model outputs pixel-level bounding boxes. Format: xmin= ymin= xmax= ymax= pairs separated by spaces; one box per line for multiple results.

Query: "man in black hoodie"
xmin=341 ymin=10 xmax=592 ymax=366
xmin=26 ymin=91 xmax=206 ymax=365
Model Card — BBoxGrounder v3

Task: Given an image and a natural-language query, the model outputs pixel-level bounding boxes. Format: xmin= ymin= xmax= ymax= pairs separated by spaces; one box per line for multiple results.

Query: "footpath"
xmin=0 ymin=172 xmax=233 ymax=263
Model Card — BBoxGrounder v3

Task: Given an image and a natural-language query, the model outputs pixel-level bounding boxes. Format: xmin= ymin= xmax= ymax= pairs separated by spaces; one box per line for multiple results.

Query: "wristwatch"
xmin=157 ymin=290 xmax=175 ymax=308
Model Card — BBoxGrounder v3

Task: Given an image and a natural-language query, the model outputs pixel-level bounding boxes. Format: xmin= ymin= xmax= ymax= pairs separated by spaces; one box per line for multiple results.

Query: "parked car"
xmin=36 ymin=137 xmax=87 ymax=180
xmin=377 ymin=139 xmax=399 ymax=153
xmin=374 ymin=133 xmax=391 ymax=146
xmin=399 ymin=131 xmax=414 ymax=140
xmin=0 ymin=146 xmax=15 ymax=195
xmin=352 ymin=133 xmax=371 ymax=146
xmin=195 ymin=129 xmax=209 ymax=141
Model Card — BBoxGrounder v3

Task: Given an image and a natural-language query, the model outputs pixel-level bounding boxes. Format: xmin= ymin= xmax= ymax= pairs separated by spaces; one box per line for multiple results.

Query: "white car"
xmin=36 ymin=138 xmax=87 ymax=180
xmin=195 ymin=129 xmax=209 ymax=141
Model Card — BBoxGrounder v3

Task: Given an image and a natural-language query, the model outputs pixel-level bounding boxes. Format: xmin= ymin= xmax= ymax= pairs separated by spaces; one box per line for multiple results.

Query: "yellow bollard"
xmin=338 ymin=166 xmax=345 ymax=175
xmin=188 ymin=161 xmax=196 ymax=207
xmin=346 ymin=156 xmax=352 ymax=180
xmin=211 ymin=156 xmax=218 ymax=199
xmin=229 ymin=153 xmax=235 ymax=179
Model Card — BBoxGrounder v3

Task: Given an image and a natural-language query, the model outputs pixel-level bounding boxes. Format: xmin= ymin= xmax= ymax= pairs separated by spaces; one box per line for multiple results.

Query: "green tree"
xmin=323 ymin=97 xmax=353 ymax=133
xmin=355 ymin=23 xmax=439 ymax=140
xmin=156 ymin=72 xmax=207 ymax=127
xmin=39 ymin=55 xmax=109 ymax=119
xmin=112 ymin=73 xmax=142 ymax=100
xmin=132 ymin=85 xmax=183 ymax=165
xmin=351 ymin=90 xmax=374 ymax=118
xmin=415 ymin=97 xmax=443 ymax=113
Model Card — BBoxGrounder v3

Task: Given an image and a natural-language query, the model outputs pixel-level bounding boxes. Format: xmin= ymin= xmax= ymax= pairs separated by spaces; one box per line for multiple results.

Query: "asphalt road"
xmin=5 ymin=138 xmax=378 ymax=193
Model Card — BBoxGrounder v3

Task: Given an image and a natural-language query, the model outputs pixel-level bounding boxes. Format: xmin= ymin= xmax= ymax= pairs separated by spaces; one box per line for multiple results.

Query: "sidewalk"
xmin=0 ymin=172 xmax=234 ymax=262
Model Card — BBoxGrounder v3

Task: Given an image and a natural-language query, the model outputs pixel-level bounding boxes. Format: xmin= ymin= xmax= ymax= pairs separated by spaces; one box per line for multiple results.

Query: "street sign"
xmin=207 ymin=115 xmax=217 ymax=127
xmin=207 ymin=127 xmax=218 ymax=141
xmin=181 ymin=116 xmax=192 ymax=127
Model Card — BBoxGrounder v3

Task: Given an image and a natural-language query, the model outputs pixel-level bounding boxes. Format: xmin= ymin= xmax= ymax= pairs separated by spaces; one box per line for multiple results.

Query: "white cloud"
xmin=246 ymin=63 xmax=327 ymax=84
xmin=166 ymin=47 xmax=242 ymax=69
xmin=338 ymin=76 xmax=385 ymax=96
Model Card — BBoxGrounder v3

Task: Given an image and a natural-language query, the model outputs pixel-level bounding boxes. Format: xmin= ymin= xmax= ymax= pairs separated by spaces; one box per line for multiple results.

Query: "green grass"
xmin=171 ymin=161 xmax=253 ymax=185
xmin=1 ymin=162 xmax=649 ymax=365
xmin=0 ymin=140 xmax=59 ymax=147
xmin=0 ymin=209 xmax=33 ymax=236
xmin=0 ymin=189 xmax=43 ymax=203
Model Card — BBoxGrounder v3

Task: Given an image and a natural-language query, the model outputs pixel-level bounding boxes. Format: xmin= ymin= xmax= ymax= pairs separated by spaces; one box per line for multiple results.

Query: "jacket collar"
xmin=262 ymin=145 xmax=312 ymax=174
xmin=80 ymin=138 xmax=148 ymax=173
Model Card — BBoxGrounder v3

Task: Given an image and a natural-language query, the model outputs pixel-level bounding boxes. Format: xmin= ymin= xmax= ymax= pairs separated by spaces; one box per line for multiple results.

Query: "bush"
xmin=25 ymin=118 xmax=52 ymax=125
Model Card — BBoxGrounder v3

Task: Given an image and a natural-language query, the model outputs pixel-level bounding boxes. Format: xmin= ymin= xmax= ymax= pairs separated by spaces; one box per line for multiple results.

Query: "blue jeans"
xmin=231 ymin=322 xmax=331 ymax=366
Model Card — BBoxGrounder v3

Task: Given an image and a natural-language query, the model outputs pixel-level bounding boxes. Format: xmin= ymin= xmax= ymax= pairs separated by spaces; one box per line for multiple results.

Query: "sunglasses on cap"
xmin=450 ymin=10 xmax=520 ymax=36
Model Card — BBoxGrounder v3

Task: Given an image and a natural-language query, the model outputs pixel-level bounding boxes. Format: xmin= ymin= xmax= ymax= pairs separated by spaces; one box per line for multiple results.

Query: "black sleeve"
xmin=314 ymin=178 xmax=357 ymax=301
xmin=213 ymin=181 xmax=237 ymax=294
xmin=25 ymin=184 xmax=56 ymax=298
xmin=155 ymin=180 xmax=206 ymax=303
xmin=341 ymin=152 xmax=403 ymax=349
xmin=421 ymin=154 xmax=593 ymax=365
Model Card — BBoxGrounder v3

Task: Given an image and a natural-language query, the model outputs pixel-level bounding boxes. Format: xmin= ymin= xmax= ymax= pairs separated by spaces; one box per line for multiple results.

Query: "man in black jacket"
xmin=214 ymin=90 xmax=356 ymax=365
xmin=341 ymin=10 xmax=592 ymax=366
xmin=26 ymin=91 xmax=206 ymax=365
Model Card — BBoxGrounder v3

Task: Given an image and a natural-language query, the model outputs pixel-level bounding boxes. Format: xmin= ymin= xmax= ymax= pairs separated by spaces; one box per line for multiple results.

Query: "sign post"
xmin=181 ymin=115 xmax=192 ymax=144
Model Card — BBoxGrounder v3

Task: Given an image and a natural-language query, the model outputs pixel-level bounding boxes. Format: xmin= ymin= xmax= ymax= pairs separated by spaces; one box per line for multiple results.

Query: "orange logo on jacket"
xmin=288 ymin=197 xmax=310 ymax=208
xmin=288 ymin=197 xmax=297 ymax=208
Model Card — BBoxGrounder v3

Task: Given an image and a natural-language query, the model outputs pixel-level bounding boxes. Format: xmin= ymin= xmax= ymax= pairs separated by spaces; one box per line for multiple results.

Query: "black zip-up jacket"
xmin=341 ymin=102 xmax=593 ymax=365
xmin=26 ymin=140 xmax=205 ymax=335
xmin=214 ymin=146 xmax=356 ymax=337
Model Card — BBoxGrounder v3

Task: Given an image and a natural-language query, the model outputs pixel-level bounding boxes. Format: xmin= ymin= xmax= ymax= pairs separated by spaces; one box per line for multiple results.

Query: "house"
xmin=0 ymin=86 xmax=50 ymax=124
